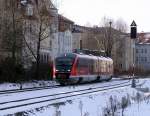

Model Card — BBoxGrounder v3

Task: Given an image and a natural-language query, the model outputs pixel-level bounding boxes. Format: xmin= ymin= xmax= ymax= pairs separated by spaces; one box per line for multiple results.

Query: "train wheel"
xmin=59 ymin=81 xmax=67 ymax=86
xmin=77 ymin=77 xmax=82 ymax=84
xmin=106 ymin=76 xmax=112 ymax=81
xmin=96 ymin=76 xmax=100 ymax=81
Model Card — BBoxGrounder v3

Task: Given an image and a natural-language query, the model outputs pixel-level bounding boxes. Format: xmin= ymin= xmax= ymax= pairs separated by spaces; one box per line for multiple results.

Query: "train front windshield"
xmin=55 ymin=57 xmax=75 ymax=72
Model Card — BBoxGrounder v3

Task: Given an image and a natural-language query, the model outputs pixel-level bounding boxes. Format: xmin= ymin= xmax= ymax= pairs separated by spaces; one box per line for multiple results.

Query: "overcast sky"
xmin=57 ymin=0 xmax=150 ymax=32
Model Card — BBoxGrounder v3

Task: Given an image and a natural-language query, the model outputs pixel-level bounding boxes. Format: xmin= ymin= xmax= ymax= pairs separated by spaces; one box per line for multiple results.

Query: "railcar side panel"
xmin=54 ymin=53 xmax=113 ymax=85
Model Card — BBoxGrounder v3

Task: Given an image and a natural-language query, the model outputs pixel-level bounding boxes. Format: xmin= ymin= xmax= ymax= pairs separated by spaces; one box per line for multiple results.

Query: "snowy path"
xmin=0 ymin=79 xmax=133 ymax=115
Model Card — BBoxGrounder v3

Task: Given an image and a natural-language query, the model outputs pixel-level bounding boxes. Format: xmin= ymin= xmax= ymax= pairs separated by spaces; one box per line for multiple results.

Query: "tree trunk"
xmin=35 ymin=37 xmax=41 ymax=80
xmin=35 ymin=22 xmax=42 ymax=80
xmin=12 ymin=3 xmax=16 ymax=65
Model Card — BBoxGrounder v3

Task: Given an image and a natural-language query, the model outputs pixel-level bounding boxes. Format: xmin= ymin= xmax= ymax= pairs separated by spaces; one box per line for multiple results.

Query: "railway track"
xmin=0 ymin=78 xmax=127 ymax=95
xmin=0 ymin=79 xmax=141 ymax=115
xmin=0 ymin=84 xmax=60 ymax=95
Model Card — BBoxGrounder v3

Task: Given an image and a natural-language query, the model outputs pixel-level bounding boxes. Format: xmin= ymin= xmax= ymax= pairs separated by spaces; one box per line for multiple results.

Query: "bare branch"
xmin=22 ymin=35 xmax=37 ymax=60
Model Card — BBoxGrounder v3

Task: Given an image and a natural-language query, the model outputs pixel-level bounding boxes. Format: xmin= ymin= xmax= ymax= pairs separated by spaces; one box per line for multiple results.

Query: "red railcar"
xmin=54 ymin=53 xmax=113 ymax=85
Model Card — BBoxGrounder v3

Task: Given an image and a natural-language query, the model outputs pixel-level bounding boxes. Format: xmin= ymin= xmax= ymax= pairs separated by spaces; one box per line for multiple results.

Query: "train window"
xmin=89 ymin=59 xmax=94 ymax=73
xmin=76 ymin=57 xmax=93 ymax=74
xmin=93 ymin=59 xmax=97 ymax=73
xmin=56 ymin=57 xmax=74 ymax=66
xmin=55 ymin=57 xmax=75 ymax=71
xmin=77 ymin=57 xmax=88 ymax=67
xmin=102 ymin=61 xmax=106 ymax=73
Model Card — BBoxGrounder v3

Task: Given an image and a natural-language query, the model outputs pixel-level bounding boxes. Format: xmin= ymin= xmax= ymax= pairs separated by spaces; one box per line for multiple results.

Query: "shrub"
xmin=25 ymin=62 xmax=53 ymax=81
xmin=0 ymin=57 xmax=25 ymax=83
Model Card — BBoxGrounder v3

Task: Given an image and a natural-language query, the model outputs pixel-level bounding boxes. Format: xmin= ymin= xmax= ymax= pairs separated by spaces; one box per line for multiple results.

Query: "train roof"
xmin=57 ymin=53 xmax=113 ymax=62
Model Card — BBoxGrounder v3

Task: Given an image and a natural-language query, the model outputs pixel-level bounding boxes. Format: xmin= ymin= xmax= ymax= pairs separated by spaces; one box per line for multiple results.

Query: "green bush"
xmin=0 ymin=57 xmax=53 ymax=82
xmin=24 ymin=62 xmax=53 ymax=81
xmin=0 ymin=57 xmax=25 ymax=83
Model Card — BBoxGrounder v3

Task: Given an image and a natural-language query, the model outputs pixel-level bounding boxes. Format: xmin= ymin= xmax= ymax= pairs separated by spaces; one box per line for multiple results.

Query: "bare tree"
xmin=79 ymin=100 xmax=83 ymax=116
xmin=0 ymin=0 xmax=23 ymax=64
xmin=115 ymin=18 xmax=128 ymax=33
xmin=99 ymin=16 xmax=127 ymax=57
xmin=98 ymin=16 xmax=115 ymax=57
xmin=23 ymin=0 xmax=56 ymax=79
xmin=0 ymin=0 xmax=57 ymax=81
xmin=0 ymin=0 xmax=25 ymax=82
xmin=103 ymin=96 xmax=119 ymax=116
xmin=35 ymin=5 xmax=51 ymax=79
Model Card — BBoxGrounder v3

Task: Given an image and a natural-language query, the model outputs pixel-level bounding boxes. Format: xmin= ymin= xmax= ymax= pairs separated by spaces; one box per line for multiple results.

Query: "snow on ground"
xmin=1 ymin=78 xmax=150 ymax=116
xmin=0 ymin=80 xmax=56 ymax=91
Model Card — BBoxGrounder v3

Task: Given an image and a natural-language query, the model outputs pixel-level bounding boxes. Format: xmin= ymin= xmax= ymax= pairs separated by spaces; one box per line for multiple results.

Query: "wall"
xmin=135 ymin=43 xmax=150 ymax=71
xmin=58 ymin=30 xmax=72 ymax=55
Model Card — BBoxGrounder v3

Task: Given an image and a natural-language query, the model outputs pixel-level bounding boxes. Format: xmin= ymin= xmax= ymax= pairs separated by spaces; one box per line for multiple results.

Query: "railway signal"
xmin=130 ymin=20 xmax=137 ymax=88
xmin=130 ymin=20 xmax=137 ymax=39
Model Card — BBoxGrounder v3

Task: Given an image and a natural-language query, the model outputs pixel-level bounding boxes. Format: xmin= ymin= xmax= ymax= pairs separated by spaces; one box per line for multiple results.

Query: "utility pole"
xmin=108 ymin=21 xmax=112 ymax=57
xmin=109 ymin=21 xmax=112 ymax=43
xmin=80 ymin=39 xmax=82 ymax=50
xmin=109 ymin=21 xmax=112 ymax=34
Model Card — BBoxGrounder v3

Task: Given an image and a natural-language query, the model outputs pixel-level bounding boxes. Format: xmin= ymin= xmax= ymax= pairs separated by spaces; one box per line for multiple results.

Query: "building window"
xmin=80 ymin=40 xmax=83 ymax=50
xmin=136 ymin=57 xmax=138 ymax=62
xmin=141 ymin=57 xmax=144 ymax=62
xmin=20 ymin=0 xmax=27 ymax=6
xmin=136 ymin=49 xmax=138 ymax=53
xmin=120 ymin=64 xmax=122 ymax=68
xmin=145 ymin=57 xmax=147 ymax=62
xmin=141 ymin=49 xmax=144 ymax=53
xmin=145 ymin=49 xmax=147 ymax=53
xmin=26 ymin=4 xmax=33 ymax=16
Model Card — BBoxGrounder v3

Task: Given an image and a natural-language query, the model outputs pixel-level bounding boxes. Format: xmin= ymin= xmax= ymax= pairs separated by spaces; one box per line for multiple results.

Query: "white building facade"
xmin=20 ymin=0 xmax=59 ymax=68
xmin=135 ymin=43 xmax=150 ymax=71
xmin=58 ymin=30 xmax=73 ymax=55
